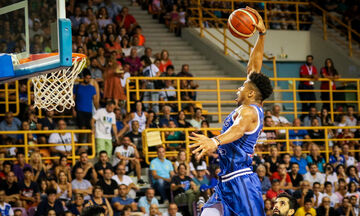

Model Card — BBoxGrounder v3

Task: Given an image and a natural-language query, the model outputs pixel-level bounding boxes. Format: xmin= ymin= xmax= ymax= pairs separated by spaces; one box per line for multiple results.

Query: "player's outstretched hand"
xmin=189 ymin=132 xmax=218 ymax=160
xmin=246 ymin=6 xmax=266 ymax=34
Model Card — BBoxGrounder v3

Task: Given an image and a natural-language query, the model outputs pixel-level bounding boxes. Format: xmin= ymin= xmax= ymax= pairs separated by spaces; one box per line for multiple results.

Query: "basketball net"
xmin=31 ymin=54 xmax=86 ymax=112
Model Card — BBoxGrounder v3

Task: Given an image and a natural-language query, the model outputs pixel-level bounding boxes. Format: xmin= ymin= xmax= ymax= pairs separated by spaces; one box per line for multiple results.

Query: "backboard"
xmin=0 ymin=0 xmax=72 ymax=83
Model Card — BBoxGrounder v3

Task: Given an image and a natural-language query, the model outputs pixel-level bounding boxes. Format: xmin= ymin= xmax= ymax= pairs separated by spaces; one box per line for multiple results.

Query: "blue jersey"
xmin=217 ymin=104 xmax=264 ymax=176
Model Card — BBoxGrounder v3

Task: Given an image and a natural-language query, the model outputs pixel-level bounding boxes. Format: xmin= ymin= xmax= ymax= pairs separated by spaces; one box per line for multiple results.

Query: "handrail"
xmin=0 ymin=129 xmax=95 ymax=165
xmin=127 ymin=76 xmax=360 ymax=123
xmin=142 ymin=126 xmax=360 ymax=164
xmin=0 ymin=81 xmax=20 ymax=116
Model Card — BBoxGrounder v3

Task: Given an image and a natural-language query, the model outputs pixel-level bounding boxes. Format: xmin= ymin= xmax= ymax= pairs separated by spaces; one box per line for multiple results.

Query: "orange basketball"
xmin=228 ymin=8 xmax=259 ymax=39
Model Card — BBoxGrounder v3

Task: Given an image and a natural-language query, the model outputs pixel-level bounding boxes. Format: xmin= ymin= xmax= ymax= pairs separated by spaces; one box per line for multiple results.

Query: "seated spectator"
xmin=159 ymin=80 xmax=177 ymax=111
xmin=270 ymin=163 xmax=293 ymax=190
xmin=173 ymin=150 xmax=190 ymax=176
xmin=113 ymin=136 xmax=143 ymax=184
xmin=115 ymin=7 xmax=138 ymax=33
xmin=19 ymin=167 xmax=40 ymax=209
xmin=307 ymin=118 xmax=325 ymax=147
xmin=158 ymin=50 xmax=172 ymax=73
xmin=34 ymin=189 xmax=64 ymax=216
xmin=189 ymin=108 xmax=205 ymax=129
xmin=342 ymin=144 xmax=356 ymax=166
xmin=189 ymin=152 xmax=208 ymax=178
xmin=67 ymin=193 xmax=85 ymax=216
xmin=120 ymin=37 xmax=131 ymax=57
xmin=114 ymin=108 xmax=129 ymax=138
xmin=295 ymin=198 xmax=316 ymax=216
xmin=303 ymin=106 xmax=321 ymax=127
xmin=313 ymin=182 xmax=325 ymax=208
xmin=176 ymin=111 xmax=191 ymax=128
xmin=111 ymin=164 xmax=139 ymax=199
xmin=56 ymin=170 xmax=72 ymax=202
xmin=17 ymin=121 xmax=37 ymax=151
xmin=265 ymin=146 xmax=282 ymax=176
xmin=138 ymin=188 xmax=159 ymax=214
xmin=130 ymin=100 xmax=148 ymax=133
xmin=142 ymin=56 xmax=161 ymax=113
xmin=159 ymin=105 xmax=177 ymax=127
xmin=329 ymin=145 xmax=345 ymax=166
xmin=346 ymin=181 xmax=360 ymax=201
xmin=134 ymin=26 xmax=145 ymax=46
xmin=290 ymin=163 xmax=303 ymax=190
xmin=126 ymin=121 xmax=143 ymax=152
xmin=192 ymin=164 xmax=210 ymax=187
xmin=71 ymin=167 xmax=93 ymax=201
xmin=0 ymin=171 xmax=20 ymax=205
xmin=345 ymin=105 xmax=358 ymax=132
xmin=324 ymin=164 xmax=338 ymax=187
xmin=306 ymin=144 xmax=325 ymax=173
xmin=38 ymin=110 xmax=56 ymax=130
xmin=266 ymin=179 xmax=285 ymax=202
xmin=289 ymin=118 xmax=310 ymax=147
xmin=346 ymin=166 xmax=359 ymax=185
xmin=72 ymin=152 xmax=98 ymax=184
xmin=69 ymin=6 xmax=83 ymax=31
xmin=111 ymin=184 xmax=137 ymax=216
xmin=163 ymin=203 xmax=182 ymax=216
xmin=335 ymin=196 xmax=352 ymax=215
xmin=0 ymin=189 xmax=14 ymax=216
xmin=150 ymin=146 xmax=175 ymax=203
xmin=87 ymin=32 xmax=103 ymax=58
xmin=160 ymin=65 xmax=177 ymax=80
xmin=256 ymin=165 xmax=271 ymax=196
xmin=0 ymin=111 xmax=22 ymax=142
xmin=55 ymin=156 xmax=72 ymax=182
xmin=146 ymin=204 xmax=161 ymax=216
xmin=29 ymin=152 xmax=47 ymax=183
xmin=282 ymin=153 xmax=292 ymax=172
xmin=165 ymin=120 xmax=184 ymax=150
xmin=321 ymin=108 xmax=334 ymax=126
xmin=49 ymin=120 xmax=77 ymax=157
xmin=97 ymin=7 xmax=113 ymax=32
xmin=323 ymin=181 xmax=340 ymax=208
xmin=13 ymin=152 xmax=32 ymax=182
xmin=304 ymin=163 xmax=325 ymax=186
xmin=271 ymin=104 xmax=291 ymax=127
xmin=336 ymin=164 xmax=347 ymax=181
xmin=85 ymin=186 xmax=113 ymax=216
xmin=171 ymin=163 xmax=198 ymax=214
xmin=293 ymin=180 xmax=314 ymax=207
xmin=146 ymin=110 xmax=159 ymax=129
xmin=334 ymin=178 xmax=347 ymax=202
xmin=96 ymin=168 xmax=118 ymax=200
xmin=125 ymin=48 xmax=142 ymax=75
xmin=94 ymin=151 xmax=113 ymax=179
xmin=348 ymin=195 xmax=360 ymax=215
xmin=263 ymin=116 xmax=279 ymax=150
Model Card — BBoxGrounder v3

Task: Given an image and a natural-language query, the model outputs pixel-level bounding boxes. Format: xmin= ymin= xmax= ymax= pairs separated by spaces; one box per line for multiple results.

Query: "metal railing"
xmin=0 ymin=129 xmax=95 ymax=165
xmin=142 ymin=126 xmax=360 ymax=164
xmin=127 ymin=77 xmax=360 ymax=123
xmin=0 ymin=81 xmax=20 ymax=116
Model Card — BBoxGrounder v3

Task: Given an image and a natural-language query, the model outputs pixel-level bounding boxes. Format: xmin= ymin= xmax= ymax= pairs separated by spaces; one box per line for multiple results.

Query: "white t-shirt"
xmin=112 ymin=174 xmax=133 ymax=186
xmin=325 ymin=173 xmax=338 ymax=189
xmin=143 ymin=64 xmax=159 ymax=77
xmin=271 ymin=115 xmax=290 ymax=134
xmin=189 ymin=161 xmax=207 ymax=172
xmin=304 ymin=172 xmax=325 ymax=185
xmin=189 ymin=119 xmax=202 ymax=129
xmin=112 ymin=145 xmax=135 ymax=166
xmin=313 ymin=192 xmax=326 ymax=208
xmin=159 ymin=86 xmax=176 ymax=100
xmin=120 ymin=72 xmax=131 ymax=87
xmin=49 ymin=132 xmax=78 ymax=152
xmin=345 ymin=156 xmax=356 ymax=166
xmin=93 ymin=108 xmax=116 ymax=140
xmin=323 ymin=193 xmax=339 ymax=207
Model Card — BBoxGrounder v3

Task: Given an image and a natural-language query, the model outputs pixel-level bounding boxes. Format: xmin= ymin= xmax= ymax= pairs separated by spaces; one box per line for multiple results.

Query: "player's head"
xmin=236 ymin=73 xmax=273 ymax=106
xmin=272 ymin=193 xmax=296 ymax=216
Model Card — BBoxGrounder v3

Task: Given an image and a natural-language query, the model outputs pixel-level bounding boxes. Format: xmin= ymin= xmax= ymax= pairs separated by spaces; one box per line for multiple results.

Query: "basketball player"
xmin=272 ymin=193 xmax=296 ymax=216
xmin=190 ymin=7 xmax=273 ymax=216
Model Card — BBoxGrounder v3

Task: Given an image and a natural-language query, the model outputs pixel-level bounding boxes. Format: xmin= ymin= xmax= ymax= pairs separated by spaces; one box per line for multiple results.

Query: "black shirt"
xmin=317 ymin=206 xmax=337 ymax=216
xmin=265 ymin=156 xmax=282 ymax=174
xmin=171 ymin=175 xmax=193 ymax=197
xmin=96 ymin=179 xmax=118 ymax=197
xmin=94 ymin=162 xmax=113 ymax=177
xmin=72 ymin=162 xmax=94 ymax=181
xmin=290 ymin=172 xmax=304 ymax=187
xmin=126 ymin=132 xmax=142 ymax=150
xmin=0 ymin=180 xmax=20 ymax=195
xmin=293 ymin=189 xmax=314 ymax=201
xmin=39 ymin=118 xmax=56 ymax=130
xmin=35 ymin=199 xmax=64 ymax=216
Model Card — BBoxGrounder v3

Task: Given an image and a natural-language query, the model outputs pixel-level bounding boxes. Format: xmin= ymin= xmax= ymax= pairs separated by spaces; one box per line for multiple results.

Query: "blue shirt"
xmin=138 ymin=196 xmax=159 ymax=213
xmin=112 ymin=197 xmax=135 ymax=216
xmin=0 ymin=202 xmax=13 ymax=216
xmin=289 ymin=129 xmax=308 ymax=146
xmin=159 ymin=117 xmax=177 ymax=127
xmin=306 ymin=155 xmax=325 ymax=173
xmin=73 ymin=84 xmax=96 ymax=113
xmin=329 ymin=155 xmax=345 ymax=165
xmin=0 ymin=118 xmax=21 ymax=139
xmin=290 ymin=156 xmax=308 ymax=175
xmin=150 ymin=158 xmax=173 ymax=180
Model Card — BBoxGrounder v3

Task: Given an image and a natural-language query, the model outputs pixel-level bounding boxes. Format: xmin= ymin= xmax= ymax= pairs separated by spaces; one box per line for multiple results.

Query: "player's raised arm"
xmin=246 ymin=7 xmax=267 ymax=75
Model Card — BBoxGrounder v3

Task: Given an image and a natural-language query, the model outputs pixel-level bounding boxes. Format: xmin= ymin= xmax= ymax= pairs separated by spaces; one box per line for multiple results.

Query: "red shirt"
xmin=300 ymin=64 xmax=318 ymax=86
xmin=320 ymin=67 xmax=337 ymax=90
xmin=115 ymin=14 xmax=136 ymax=31
xmin=159 ymin=60 xmax=173 ymax=73
xmin=270 ymin=172 xmax=292 ymax=184
xmin=266 ymin=188 xmax=285 ymax=200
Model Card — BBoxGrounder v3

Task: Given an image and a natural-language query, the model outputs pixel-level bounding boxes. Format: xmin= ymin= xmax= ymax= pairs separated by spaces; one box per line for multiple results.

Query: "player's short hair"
xmin=248 ymin=73 xmax=273 ymax=101
xmin=276 ymin=193 xmax=296 ymax=211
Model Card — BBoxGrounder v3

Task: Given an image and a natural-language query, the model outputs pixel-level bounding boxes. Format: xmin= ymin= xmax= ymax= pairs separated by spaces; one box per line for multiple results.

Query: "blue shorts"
xmin=203 ymin=169 xmax=265 ymax=216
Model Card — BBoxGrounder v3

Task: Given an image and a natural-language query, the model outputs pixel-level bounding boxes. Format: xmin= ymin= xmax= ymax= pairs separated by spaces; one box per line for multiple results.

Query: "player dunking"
xmin=190 ymin=7 xmax=273 ymax=216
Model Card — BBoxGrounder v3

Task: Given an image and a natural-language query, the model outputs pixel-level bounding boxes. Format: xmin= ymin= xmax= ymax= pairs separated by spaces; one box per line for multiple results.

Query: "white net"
xmin=31 ymin=55 xmax=86 ymax=112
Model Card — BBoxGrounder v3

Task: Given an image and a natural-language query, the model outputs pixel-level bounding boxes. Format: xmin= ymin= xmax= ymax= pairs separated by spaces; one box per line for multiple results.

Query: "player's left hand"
xmin=189 ymin=132 xmax=218 ymax=160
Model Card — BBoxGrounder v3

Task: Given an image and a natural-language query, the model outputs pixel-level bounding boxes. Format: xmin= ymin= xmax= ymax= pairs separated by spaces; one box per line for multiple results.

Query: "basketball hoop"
xmin=17 ymin=53 xmax=87 ymax=112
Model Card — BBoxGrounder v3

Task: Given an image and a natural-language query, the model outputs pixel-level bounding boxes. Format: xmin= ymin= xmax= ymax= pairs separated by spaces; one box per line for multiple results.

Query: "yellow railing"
xmin=0 ymin=81 xmax=20 ymax=116
xmin=142 ymin=126 xmax=360 ymax=164
xmin=127 ymin=77 xmax=360 ymax=123
xmin=0 ymin=129 xmax=95 ymax=165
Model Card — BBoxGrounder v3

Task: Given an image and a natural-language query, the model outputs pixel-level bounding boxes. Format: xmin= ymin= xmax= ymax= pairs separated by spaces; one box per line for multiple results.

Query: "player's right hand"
xmin=246 ymin=6 xmax=266 ymax=34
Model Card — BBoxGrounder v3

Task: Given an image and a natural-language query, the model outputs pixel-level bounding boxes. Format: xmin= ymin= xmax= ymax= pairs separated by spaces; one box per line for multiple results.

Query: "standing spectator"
xmin=0 ymin=112 xmax=21 ymax=141
xmin=34 ymin=189 xmax=64 ymax=216
xmin=91 ymin=100 xmax=118 ymax=157
xmin=113 ymin=136 xmax=144 ymax=184
xmin=71 ymin=167 xmax=93 ymax=201
xmin=298 ymin=55 xmax=318 ymax=115
xmin=303 ymin=106 xmax=321 ymax=127
xmin=73 ymin=70 xmax=98 ymax=133
xmin=142 ymin=56 xmax=161 ymax=113
xmin=263 ymin=116 xmax=279 ymax=150
xmin=115 ymin=7 xmax=138 ymax=33
xmin=104 ymin=63 xmax=127 ymax=107
xmin=158 ymin=50 xmax=172 ymax=73
xmin=96 ymin=168 xmax=118 ymax=200
xmin=177 ymin=64 xmax=198 ymax=101
xmin=69 ymin=7 xmax=83 ymax=31
xmin=345 ymin=106 xmax=358 ymax=132
xmin=159 ymin=80 xmax=177 ymax=111
xmin=49 ymin=120 xmax=77 ymax=157
xmin=320 ymin=58 xmax=339 ymax=111
xmin=150 ymin=146 xmax=175 ymax=203
xmin=189 ymin=108 xmax=204 ymax=129
xmin=111 ymin=164 xmax=139 ymax=199
xmin=19 ymin=167 xmax=40 ymax=209
xmin=304 ymin=163 xmax=325 ymax=186
xmin=290 ymin=146 xmax=308 ymax=175
xmin=111 ymin=184 xmax=137 ymax=216
xmin=0 ymin=189 xmax=14 ymax=216
xmin=13 ymin=152 xmax=32 ymax=182
xmin=94 ymin=151 xmax=113 ymax=179
xmin=289 ymin=163 xmax=303 ymax=189
xmin=294 ymin=199 xmax=316 ymax=216
xmin=138 ymin=188 xmax=159 ymax=214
